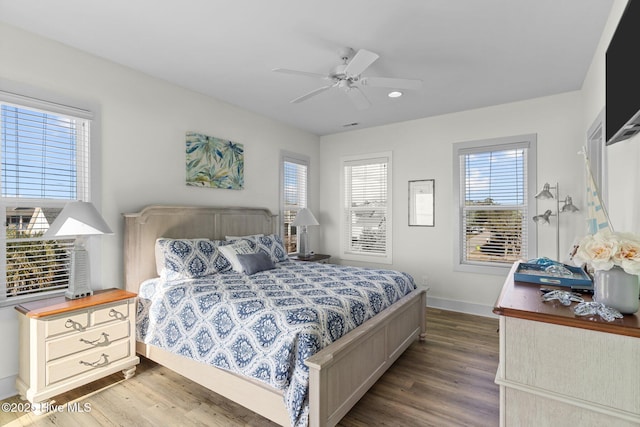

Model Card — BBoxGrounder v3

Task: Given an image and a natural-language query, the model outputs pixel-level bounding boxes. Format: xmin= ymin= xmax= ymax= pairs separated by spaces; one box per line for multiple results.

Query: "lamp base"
xmin=298 ymin=228 xmax=311 ymax=258
xmin=65 ymin=287 xmax=93 ymax=300
xmin=65 ymin=245 xmax=93 ymax=299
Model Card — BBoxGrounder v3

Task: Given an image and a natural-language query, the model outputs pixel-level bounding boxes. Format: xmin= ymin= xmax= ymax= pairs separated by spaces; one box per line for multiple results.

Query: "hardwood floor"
xmin=0 ymin=308 xmax=499 ymax=427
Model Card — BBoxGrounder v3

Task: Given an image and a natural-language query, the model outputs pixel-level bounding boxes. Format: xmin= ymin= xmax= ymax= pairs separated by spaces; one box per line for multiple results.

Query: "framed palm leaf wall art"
xmin=185 ymin=131 xmax=244 ymax=189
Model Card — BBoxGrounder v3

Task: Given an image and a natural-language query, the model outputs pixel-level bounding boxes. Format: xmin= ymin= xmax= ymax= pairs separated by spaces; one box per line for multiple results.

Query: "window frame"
xmin=280 ymin=151 xmax=310 ymax=255
xmin=0 ymin=88 xmax=97 ymax=306
xmin=340 ymin=151 xmax=393 ymax=264
xmin=452 ymin=134 xmax=537 ymax=275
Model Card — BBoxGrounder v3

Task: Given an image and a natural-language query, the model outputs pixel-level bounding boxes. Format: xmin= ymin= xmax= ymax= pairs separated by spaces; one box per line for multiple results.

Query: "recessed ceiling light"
xmin=388 ymin=91 xmax=403 ymax=98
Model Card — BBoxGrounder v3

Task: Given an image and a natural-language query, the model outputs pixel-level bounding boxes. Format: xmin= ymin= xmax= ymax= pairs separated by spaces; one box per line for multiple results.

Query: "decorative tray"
xmin=514 ymin=262 xmax=593 ymax=290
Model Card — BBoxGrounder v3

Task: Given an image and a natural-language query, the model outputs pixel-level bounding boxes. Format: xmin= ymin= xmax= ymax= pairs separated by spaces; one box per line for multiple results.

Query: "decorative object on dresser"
xmin=123 ymin=205 xmax=426 ymax=427
xmin=494 ymin=261 xmax=640 ymax=426
xmin=15 ymin=289 xmax=139 ymax=414
xmin=43 ymin=201 xmax=113 ymax=299
xmin=573 ymin=229 xmax=640 ymax=314
xmin=185 ymin=131 xmax=244 ymax=190
xmin=291 ymin=207 xmax=319 ymax=258
xmin=532 ymin=182 xmax=579 ymax=261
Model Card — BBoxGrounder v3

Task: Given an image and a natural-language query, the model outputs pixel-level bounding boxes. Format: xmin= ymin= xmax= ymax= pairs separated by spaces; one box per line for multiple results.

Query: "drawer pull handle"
xmin=79 ymin=353 xmax=110 ymax=368
xmin=80 ymin=332 xmax=110 ymax=347
xmin=64 ymin=319 xmax=85 ymax=332
xmin=109 ymin=309 xmax=126 ymax=320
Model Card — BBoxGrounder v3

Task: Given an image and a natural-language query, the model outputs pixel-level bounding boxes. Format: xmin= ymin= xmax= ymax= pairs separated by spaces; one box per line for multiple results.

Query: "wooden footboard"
xmin=306 ymin=289 xmax=427 ymax=427
xmin=136 ymin=289 xmax=426 ymax=427
xmin=136 ymin=341 xmax=290 ymax=425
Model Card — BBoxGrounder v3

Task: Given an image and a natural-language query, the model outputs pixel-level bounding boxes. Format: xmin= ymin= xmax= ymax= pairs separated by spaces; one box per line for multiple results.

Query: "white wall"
xmin=0 ymin=23 xmax=319 ymax=399
xmin=318 ymin=0 xmax=637 ymax=318
xmin=319 ymin=91 xmax=586 ymax=315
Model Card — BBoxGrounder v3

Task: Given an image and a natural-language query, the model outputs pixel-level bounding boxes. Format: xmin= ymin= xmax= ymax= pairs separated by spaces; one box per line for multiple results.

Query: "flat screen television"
xmin=606 ymin=0 xmax=640 ymax=145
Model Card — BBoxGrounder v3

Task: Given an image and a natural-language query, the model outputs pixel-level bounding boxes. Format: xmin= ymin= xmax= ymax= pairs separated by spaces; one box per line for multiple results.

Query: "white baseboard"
xmin=0 ymin=375 xmax=17 ymax=400
xmin=427 ymin=296 xmax=497 ymax=318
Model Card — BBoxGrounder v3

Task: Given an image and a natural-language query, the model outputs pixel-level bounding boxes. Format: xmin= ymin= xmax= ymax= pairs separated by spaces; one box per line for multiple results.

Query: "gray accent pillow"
xmin=236 ymin=252 xmax=275 ymax=275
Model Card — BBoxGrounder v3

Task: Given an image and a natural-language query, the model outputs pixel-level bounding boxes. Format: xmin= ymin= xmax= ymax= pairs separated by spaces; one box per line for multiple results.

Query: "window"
xmin=341 ymin=152 xmax=392 ymax=264
xmin=453 ymin=135 xmax=536 ymax=274
xmin=281 ymin=153 xmax=309 ymax=254
xmin=0 ymin=92 xmax=92 ymax=303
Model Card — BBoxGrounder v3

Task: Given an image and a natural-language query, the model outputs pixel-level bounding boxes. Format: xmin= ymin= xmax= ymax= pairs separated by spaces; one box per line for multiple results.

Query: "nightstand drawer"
xmin=92 ymin=301 xmax=129 ymax=326
xmin=46 ymin=339 xmax=131 ymax=385
xmin=45 ymin=312 xmax=89 ymax=339
xmin=46 ymin=321 xmax=130 ymax=361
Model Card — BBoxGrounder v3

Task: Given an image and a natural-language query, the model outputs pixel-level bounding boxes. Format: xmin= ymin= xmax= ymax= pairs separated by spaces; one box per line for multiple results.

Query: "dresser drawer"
xmin=46 ymin=321 xmax=130 ymax=362
xmin=92 ymin=301 xmax=129 ymax=326
xmin=44 ymin=312 xmax=90 ymax=339
xmin=46 ymin=339 xmax=131 ymax=386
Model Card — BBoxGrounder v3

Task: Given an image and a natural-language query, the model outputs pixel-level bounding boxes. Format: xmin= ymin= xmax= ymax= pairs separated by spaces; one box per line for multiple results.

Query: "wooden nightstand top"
xmin=15 ymin=288 xmax=137 ymax=318
xmin=292 ymin=254 xmax=331 ymax=262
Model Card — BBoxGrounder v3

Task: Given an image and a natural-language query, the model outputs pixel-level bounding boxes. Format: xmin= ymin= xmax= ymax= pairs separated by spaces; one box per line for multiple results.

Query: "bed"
xmin=123 ymin=205 xmax=427 ymax=427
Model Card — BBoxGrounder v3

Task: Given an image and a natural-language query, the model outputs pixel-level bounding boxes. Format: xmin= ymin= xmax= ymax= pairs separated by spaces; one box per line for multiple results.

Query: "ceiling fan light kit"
xmin=273 ymin=47 xmax=422 ymax=109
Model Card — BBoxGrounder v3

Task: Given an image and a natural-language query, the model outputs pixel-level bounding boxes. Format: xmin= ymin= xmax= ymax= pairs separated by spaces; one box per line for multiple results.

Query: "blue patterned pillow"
xmin=252 ymin=234 xmax=289 ymax=263
xmin=155 ymin=238 xmax=231 ymax=279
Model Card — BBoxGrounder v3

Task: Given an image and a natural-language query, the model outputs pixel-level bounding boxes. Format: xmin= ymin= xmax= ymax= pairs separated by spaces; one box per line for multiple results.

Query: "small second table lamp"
xmin=44 ymin=201 xmax=113 ymax=299
xmin=291 ymin=208 xmax=319 ymax=259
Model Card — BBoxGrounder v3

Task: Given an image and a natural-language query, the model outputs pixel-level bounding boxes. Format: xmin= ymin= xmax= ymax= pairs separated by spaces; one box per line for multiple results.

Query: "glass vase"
xmin=593 ymin=266 xmax=640 ymax=314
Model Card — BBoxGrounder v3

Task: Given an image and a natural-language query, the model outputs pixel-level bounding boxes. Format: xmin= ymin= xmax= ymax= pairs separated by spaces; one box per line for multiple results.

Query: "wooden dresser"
xmin=493 ymin=262 xmax=640 ymax=426
xmin=15 ymin=289 xmax=140 ymax=413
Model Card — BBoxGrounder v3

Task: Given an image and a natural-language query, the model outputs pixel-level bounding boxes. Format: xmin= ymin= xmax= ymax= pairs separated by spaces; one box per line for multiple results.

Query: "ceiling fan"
xmin=273 ymin=47 xmax=422 ymax=110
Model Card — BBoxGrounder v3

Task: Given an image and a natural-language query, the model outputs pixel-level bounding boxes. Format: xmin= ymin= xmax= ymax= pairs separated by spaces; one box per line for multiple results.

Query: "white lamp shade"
xmin=45 ymin=201 xmax=113 ymax=237
xmin=291 ymin=208 xmax=319 ymax=227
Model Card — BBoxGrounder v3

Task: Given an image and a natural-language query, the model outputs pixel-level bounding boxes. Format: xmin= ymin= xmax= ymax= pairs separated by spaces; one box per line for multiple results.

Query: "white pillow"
xmin=218 ymin=239 xmax=256 ymax=272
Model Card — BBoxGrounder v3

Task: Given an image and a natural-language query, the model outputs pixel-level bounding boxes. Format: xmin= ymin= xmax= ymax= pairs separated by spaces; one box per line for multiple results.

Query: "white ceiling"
xmin=0 ymin=0 xmax=613 ymax=136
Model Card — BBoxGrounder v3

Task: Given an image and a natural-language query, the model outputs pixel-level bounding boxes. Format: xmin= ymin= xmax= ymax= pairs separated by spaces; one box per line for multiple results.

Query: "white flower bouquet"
xmin=573 ymin=230 xmax=640 ymax=275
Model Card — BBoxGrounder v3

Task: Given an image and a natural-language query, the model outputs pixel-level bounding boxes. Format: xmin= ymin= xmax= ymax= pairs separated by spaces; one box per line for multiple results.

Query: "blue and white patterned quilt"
xmin=136 ymin=261 xmax=416 ymax=427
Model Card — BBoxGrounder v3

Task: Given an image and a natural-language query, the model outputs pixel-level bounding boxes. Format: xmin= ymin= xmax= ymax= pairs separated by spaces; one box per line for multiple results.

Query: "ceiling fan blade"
xmin=360 ymin=76 xmax=423 ymax=90
xmin=343 ymin=49 xmax=379 ymax=77
xmin=290 ymin=85 xmax=335 ymax=104
xmin=345 ymin=86 xmax=371 ymax=110
xmin=272 ymin=68 xmax=327 ymax=79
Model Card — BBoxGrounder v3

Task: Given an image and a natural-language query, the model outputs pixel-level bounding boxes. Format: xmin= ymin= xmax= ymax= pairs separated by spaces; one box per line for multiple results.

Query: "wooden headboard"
xmin=122 ymin=205 xmax=277 ymax=293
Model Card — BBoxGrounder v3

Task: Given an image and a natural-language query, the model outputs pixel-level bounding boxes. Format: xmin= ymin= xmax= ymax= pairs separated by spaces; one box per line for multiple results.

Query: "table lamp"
xmin=291 ymin=208 xmax=319 ymax=258
xmin=44 ymin=201 xmax=113 ymax=299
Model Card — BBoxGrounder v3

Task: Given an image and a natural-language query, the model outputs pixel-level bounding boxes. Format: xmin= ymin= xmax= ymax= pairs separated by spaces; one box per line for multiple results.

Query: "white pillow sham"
xmin=218 ymin=239 xmax=256 ymax=272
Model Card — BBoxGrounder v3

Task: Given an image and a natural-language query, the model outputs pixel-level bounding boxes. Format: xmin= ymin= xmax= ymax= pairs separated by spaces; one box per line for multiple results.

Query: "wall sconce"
xmin=532 ymin=182 xmax=579 ymax=261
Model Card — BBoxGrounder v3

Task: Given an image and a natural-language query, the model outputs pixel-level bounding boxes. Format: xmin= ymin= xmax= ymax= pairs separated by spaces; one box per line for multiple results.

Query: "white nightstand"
xmin=15 ymin=289 xmax=140 ymax=413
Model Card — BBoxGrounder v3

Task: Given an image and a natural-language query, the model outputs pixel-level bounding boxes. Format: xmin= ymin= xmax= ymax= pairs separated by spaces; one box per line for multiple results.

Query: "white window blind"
xmin=282 ymin=156 xmax=308 ymax=254
xmin=342 ymin=153 xmax=392 ymax=263
xmin=455 ymin=137 xmax=535 ymax=271
xmin=1 ymin=97 xmax=90 ymax=301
